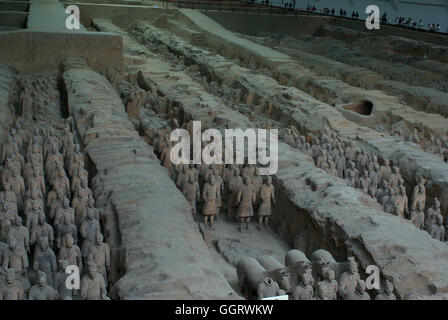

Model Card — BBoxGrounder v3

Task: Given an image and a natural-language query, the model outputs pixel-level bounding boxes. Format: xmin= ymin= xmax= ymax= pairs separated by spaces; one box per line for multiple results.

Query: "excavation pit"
xmin=342 ymin=100 xmax=374 ymax=116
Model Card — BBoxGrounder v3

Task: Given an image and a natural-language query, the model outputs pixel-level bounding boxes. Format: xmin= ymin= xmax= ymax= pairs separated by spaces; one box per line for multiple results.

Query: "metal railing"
xmin=164 ymin=0 xmax=306 ymax=16
xmin=162 ymin=0 xmax=448 ymax=36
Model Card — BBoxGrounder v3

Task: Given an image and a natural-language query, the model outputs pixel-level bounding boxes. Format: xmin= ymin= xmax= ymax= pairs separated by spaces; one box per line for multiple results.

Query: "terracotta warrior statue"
xmin=54 ymin=198 xmax=75 ymax=228
xmin=60 ymin=126 xmax=74 ymax=153
xmin=58 ymin=234 xmax=82 ymax=270
xmin=347 ymin=159 xmax=359 ymax=181
xmin=315 ymin=259 xmax=331 ymax=282
xmin=236 ymin=176 xmax=256 ymax=232
xmin=56 ymin=211 xmax=78 ymax=248
xmin=291 ymin=271 xmax=314 ymax=300
xmin=30 ymin=212 xmax=54 ymax=248
xmin=27 ymin=168 xmax=45 ymax=199
xmin=54 ymin=168 xmax=70 ymax=198
xmin=80 ymin=208 xmax=101 ymax=265
xmin=49 ymin=188 xmax=65 ymax=220
xmin=1 ymin=159 xmax=15 ymax=187
xmin=0 ymin=202 xmax=15 ymax=242
xmin=368 ymin=155 xmax=379 ymax=172
xmin=160 ymin=141 xmax=174 ymax=175
xmin=28 ymin=270 xmax=58 ymax=300
xmin=200 ymin=164 xmax=213 ymax=187
xmin=0 ymin=182 xmax=17 ymax=206
xmin=53 ymin=260 xmax=72 ymax=300
xmin=344 ymin=140 xmax=356 ymax=167
xmin=71 ymin=163 xmax=89 ymax=195
xmin=319 ymin=269 xmax=338 ymax=300
xmin=425 ymin=198 xmax=441 ymax=230
xmin=46 ymin=181 xmax=60 ymax=208
xmin=358 ymin=170 xmax=370 ymax=194
xmin=222 ymin=165 xmax=234 ymax=190
xmin=213 ymin=168 xmax=224 ymax=217
xmin=181 ymin=173 xmax=200 ymax=215
xmin=327 ymin=160 xmax=337 ymax=177
xmin=394 ymin=186 xmax=409 ymax=219
xmin=81 ymin=261 xmax=109 ymax=300
xmin=0 ymin=269 xmax=24 ymax=300
xmin=189 ymin=164 xmax=199 ymax=182
xmin=338 ymin=257 xmax=360 ymax=299
xmin=33 ymin=236 xmax=57 ymax=287
xmin=381 ymin=187 xmax=394 ymax=212
xmin=379 ymin=159 xmax=392 ymax=183
xmin=375 ymin=279 xmax=396 ymax=300
xmin=45 ymin=145 xmax=63 ymax=175
xmin=411 ymin=181 xmax=426 ymax=212
xmin=62 ymin=139 xmax=75 ymax=164
xmin=46 ymin=161 xmax=63 ymax=184
xmin=345 ymin=170 xmax=356 ymax=188
xmin=388 ymin=167 xmax=402 ymax=189
xmin=1 ymin=135 xmax=19 ymax=164
xmin=356 ymin=149 xmax=369 ymax=173
xmin=257 ymin=176 xmax=275 ymax=231
xmin=68 ymin=148 xmax=83 ymax=178
xmin=251 ymin=168 xmax=263 ymax=201
xmin=257 ymin=277 xmax=284 ymax=300
xmin=8 ymin=216 xmax=30 ymax=254
xmin=43 ymin=132 xmax=59 ymax=161
xmin=24 ymin=157 xmax=43 ymax=183
xmin=2 ymin=236 xmax=29 ymax=291
xmin=368 ymin=164 xmax=380 ymax=197
xmin=334 ymin=149 xmax=346 ymax=179
xmin=375 ymin=180 xmax=389 ymax=203
xmin=88 ymin=232 xmax=111 ymax=284
xmin=315 ymin=282 xmax=330 ymax=300
xmin=176 ymin=165 xmax=190 ymax=190
xmin=227 ymin=168 xmax=243 ymax=221
xmin=428 ymin=213 xmax=445 ymax=242
xmin=409 ymin=201 xmax=425 ymax=230
xmin=24 ymin=188 xmax=44 ymax=217
xmin=25 ymin=201 xmax=41 ymax=231
xmin=7 ymin=167 xmax=25 ymax=212
xmin=202 ymin=175 xmax=220 ymax=229
xmin=344 ymin=280 xmax=370 ymax=300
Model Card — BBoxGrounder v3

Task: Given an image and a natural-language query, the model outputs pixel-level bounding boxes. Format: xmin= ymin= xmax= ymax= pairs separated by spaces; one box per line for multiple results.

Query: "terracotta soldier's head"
xmin=356 ymin=280 xmax=366 ymax=295
xmin=348 ymin=257 xmax=358 ymax=275
xmin=325 ymin=269 xmax=335 ymax=282
xmin=63 ymin=198 xmax=69 ymax=209
xmin=8 ymin=236 xmax=17 ymax=251
xmin=96 ymin=232 xmax=103 ymax=246
xmin=14 ymin=216 xmax=22 ymax=227
xmin=87 ymin=261 xmax=97 ymax=279
xmin=6 ymin=269 xmax=15 ymax=285
xmin=65 ymin=234 xmax=74 ymax=249
xmin=37 ymin=270 xmax=47 ymax=287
